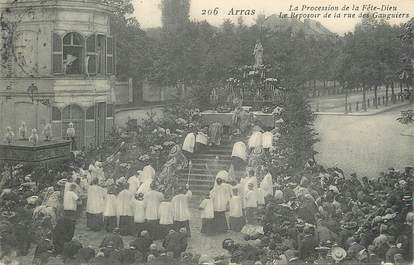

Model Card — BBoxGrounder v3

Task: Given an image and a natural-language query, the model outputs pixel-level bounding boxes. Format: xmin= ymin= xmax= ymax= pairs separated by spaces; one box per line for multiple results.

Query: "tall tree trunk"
xmin=400 ymin=80 xmax=403 ymax=94
xmin=385 ymin=83 xmax=389 ymax=105
xmin=374 ymin=85 xmax=378 ymax=109
xmin=391 ymin=82 xmax=395 ymax=103
xmin=362 ymin=85 xmax=367 ymax=111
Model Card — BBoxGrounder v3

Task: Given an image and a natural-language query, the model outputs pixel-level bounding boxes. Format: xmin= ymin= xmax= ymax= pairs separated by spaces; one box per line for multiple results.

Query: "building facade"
xmin=0 ymin=0 xmax=115 ymax=149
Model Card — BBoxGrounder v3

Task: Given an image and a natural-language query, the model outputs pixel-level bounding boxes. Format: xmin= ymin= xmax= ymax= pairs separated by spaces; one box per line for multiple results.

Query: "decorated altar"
xmin=201 ymin=109 xmax=274 ymax=127
xmin=0 ymin=139 xmax=72 ymax=164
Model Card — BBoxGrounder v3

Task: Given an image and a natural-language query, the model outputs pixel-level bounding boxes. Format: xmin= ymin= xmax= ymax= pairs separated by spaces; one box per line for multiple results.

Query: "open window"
xmin=63 ymin=32 xmax=84 ymax=75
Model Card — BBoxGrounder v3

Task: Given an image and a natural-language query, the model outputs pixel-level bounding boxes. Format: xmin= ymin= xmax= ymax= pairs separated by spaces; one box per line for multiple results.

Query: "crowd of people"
xmin=0 ymin=117 xmax=412 ymax=265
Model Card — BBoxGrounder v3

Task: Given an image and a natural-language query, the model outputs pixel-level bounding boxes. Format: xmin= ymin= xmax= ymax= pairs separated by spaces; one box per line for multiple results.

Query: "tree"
xmin=105 ymin=0 xmax=154 ymax=102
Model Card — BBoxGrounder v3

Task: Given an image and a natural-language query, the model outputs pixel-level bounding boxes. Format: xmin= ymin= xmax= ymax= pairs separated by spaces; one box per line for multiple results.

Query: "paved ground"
xmin=314 ymin=104 xmax=414 ymax=178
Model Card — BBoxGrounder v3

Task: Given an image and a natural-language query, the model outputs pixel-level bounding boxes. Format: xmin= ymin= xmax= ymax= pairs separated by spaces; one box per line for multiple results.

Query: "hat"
xmin=198 ymin=254 xmax=215 ymax=265
xmin=284 ymin=249 xmax=299 ymax=262
xmin=57 ymin=178 xmax=68 ymax=186
xmin=27 ymin=195 xmax=39 ymax=205
xmin=331 ymin=246 xmax=347 ymax=262
xmin=116 ymin=177 xmax=126 ymax=185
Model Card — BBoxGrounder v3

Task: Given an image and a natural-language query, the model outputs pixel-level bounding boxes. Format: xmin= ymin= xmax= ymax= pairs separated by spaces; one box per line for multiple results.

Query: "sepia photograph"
xmin=0 ymin=0 xmax=413 ymax=264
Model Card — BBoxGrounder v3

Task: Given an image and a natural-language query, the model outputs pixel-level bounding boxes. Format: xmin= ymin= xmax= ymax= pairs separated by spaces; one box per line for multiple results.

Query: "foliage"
xmin=271 ymin=89 xmax=319 ymax=170
xmin=397 ymin=109 xmax=414 ymax=124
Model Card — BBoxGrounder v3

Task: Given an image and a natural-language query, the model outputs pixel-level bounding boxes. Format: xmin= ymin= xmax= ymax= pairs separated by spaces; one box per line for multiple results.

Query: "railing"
xmin=344 ymin=93 xmax=409 ymax=114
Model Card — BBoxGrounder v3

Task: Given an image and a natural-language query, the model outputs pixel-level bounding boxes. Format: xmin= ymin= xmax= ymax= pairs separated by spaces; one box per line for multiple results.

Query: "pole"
xmin=345 ymin=89 xmax=348 ymax=114
xmin=186 ymin=160 xmax=192 ymax=186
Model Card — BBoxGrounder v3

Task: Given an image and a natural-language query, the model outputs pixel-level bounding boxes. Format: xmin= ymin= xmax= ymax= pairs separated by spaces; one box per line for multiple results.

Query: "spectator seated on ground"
xmin=100 ymin=228 xmax=124 ymax=250
xmin=163 ymin=229 xmax=185 ymax=258
xmin=129 ymin=230 xmax=153 ymax=259
xmin=62 ymin=238 xmax=82 ymax=261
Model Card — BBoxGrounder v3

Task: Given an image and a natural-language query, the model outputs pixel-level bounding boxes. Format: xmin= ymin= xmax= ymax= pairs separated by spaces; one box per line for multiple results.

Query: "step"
xmin=177 ymin=175 xmax=215 ymax=182
xmin=178 ymin=179 xmax=214 ymax=185
xmin=191 ymin=153 xmax=232 ymax=158
xmin=191 ymin=157 xmax=231 ymax=163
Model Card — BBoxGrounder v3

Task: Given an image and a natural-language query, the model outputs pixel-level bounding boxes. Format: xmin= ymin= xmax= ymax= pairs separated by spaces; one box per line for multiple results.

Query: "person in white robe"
xmin=248 ymin=127 xmax=263 ymax=150
xmin=182 ymin=132 xmax=196 ymax=157
xmin=63 ymin=183 xmax=78 ymax=220
xmin=128 ymin=172 xmax=140 ymax=194
xmin=199 ymin=193 xmax=214 ymax=235
xmin=137 ymin=165 xmax=155 ymax=194
xmin=117 ymin=185 xmax=134 ymax=235
xmin=94 ymin=161 xmax=105 ymax=186
xmin=214 ymin=170 xmax=230 ymax=186
xmin=209 ymin=178 xmax=231 ymax=234
xmin=229 ymin=188 xmax=244 ymax=232
xmin=244 ymin=183 xmax=259 ymax=225
xmin=208 ymin=122 xmax=223 ymax=146
xmin=262 ymin=131 xmax=273 ymax=150
xmin=195 ymin=130 xmax=208 ymax=152
xmin=87 ymin=164 xmax=95 ymax=184
xmin=158 ymin=196 xmax=174 ymax=238
xmin=171 ymin=184 xmax=192 ymax=237
xmin=260 ymin=167 xmax=274 ymax=197
xmin=86 ymin=179 xmax=106 ymax=231
xmin=103 ymin=185 xmax=118 ymax=232
xmin=231 ymin=141 xmax=247 ymax=170
xmin=132 ymin=193 xmax=146 ymax=236
xmin=242 ymin=169 xmax=258 ymax=208
xmin=143 ymin=183 xmax=164 ymax=239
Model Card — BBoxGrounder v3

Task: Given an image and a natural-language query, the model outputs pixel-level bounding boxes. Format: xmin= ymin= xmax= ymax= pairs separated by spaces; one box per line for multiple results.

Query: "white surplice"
xmin=117 ymin=189 xmax=134 ymax=216
xmin=210 ymin=184 xmax=231 ymax=212
xmin=231 ymin=141 xmax=247 ymax=161
xmin=171 ymin=190 xmax=192 ymax=221
xmin=182 ymin=133 xmax=196 ymax=153
xmin=86 ymin=185 xmax=106 ymax=214
xmin=143 ymin=190 xmax=164 ymax=220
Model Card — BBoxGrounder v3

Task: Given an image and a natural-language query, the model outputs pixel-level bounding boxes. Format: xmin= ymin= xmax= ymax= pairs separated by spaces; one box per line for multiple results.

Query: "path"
xmin=314 ymin=104 xmax=414 ymax=177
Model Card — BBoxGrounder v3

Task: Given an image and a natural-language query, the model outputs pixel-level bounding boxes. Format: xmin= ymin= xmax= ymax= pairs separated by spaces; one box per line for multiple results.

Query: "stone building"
xmin=0 ymin=0 xmax=116 ymax=149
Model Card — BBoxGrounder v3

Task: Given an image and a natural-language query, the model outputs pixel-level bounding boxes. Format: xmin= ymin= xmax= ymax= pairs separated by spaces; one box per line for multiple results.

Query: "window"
xmin=63 ymin=33 xmax=84 ymax=75
xmin=106 ymin=36 xmax=114 ymax=74
xmin=62 ymin=104 xmax=84 ymax=120
xmin=86 ymin=35 xmax=97 ymax=75
xmin=86 ymin=106 xmax=95 ymax=120
xmin=106 ymin=104 xmax=113 ymax=117
xmin=52 ymin=33 xmax=63 ymax=74
xmin=52 ymin=106 xmax=61 ymax=121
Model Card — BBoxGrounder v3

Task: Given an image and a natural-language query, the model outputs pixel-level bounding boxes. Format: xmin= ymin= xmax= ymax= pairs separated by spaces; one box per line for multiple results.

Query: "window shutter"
xmin=52 ymin=33 xmax=63 ymax=74
xmin=113 ymin=36 xmax=117 ymax=75
xmin=106 ymin=36 xmax=113 ymax=74
xmin=86 ymin=34 xmax=97 ymax=75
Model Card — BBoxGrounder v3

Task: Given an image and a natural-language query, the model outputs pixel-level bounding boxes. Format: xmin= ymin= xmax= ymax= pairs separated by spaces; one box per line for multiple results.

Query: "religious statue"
xmin=5 ymin=126 xmax=14 ymax=144
xmin=18 ymin=122 xmax=27 ymax=139
xmin=29 ymin=128 xmax=39 ymax=146
xmin=66 ymin=122 xmax=76 ymax=149
xmin=209 ymin=88 xmax=218 ymax=107
xmin=253 ymin=40 xmax=264 ymax=68
xmin=42 ymin=123 xmax=52 ymax=141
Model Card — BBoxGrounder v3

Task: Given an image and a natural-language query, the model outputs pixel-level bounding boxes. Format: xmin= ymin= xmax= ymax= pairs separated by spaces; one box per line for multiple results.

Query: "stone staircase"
xmin=177 ymin=144 xmax=234 ymax=195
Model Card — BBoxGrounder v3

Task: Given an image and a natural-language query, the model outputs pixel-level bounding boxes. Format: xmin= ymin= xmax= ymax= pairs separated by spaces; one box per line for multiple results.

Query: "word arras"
xmin=201 ymin=7 xmax=255 ymax=16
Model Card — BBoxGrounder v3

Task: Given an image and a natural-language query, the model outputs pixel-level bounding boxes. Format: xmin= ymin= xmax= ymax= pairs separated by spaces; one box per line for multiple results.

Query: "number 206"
xmin=202 ymin=8 xmax=219 ymax=15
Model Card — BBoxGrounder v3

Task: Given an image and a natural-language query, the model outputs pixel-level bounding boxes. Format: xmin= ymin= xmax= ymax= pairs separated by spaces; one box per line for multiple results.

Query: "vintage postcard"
xmin=0 ymin=0 xmax=413 ymax=264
